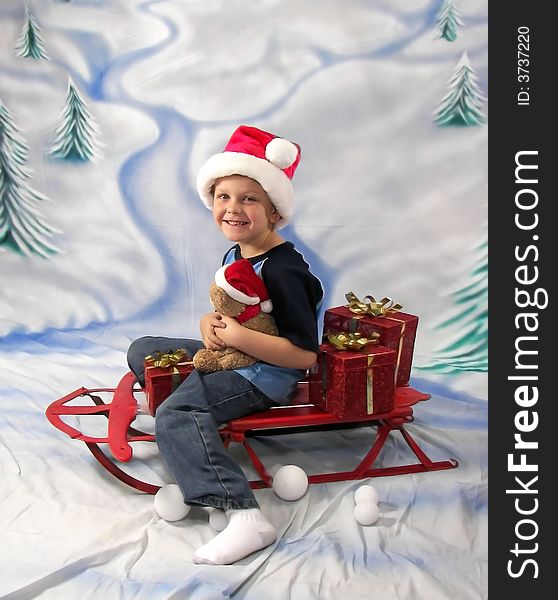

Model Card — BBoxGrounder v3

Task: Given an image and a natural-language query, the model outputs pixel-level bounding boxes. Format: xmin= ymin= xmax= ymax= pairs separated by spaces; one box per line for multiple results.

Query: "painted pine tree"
xmin=0 ymin=101 xmax=60 ymax=258
xmin=0 ymin=103 xmax=29 ymax=165
xmin=435 ymin=52 xmax=486 ymax=126
xmin=420 ymin=239 xmax=487 ymax=373
xmin=434 ymin=0 xmax=463 ymax=42
xmin=50 ymin=79 xmax=101 ymax=161
xmin=15 ymin=8 xmax=49 ymax=60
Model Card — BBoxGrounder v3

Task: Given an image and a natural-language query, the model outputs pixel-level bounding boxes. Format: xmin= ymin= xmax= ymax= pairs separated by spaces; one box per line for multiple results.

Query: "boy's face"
xmin=212 ymin=175 xmax=281 ymax=247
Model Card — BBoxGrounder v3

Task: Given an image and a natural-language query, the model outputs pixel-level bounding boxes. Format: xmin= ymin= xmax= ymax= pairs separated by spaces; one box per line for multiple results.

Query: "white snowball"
xmin=353 ymin=501 xmax=380 ymax=526
xmin=354 ymin=485 xmax=379 ymax=505
xmin=153 ymin=484 xmax=190 ymax=522
xmin=272 ymin=465 xmax=309 ymax=501
xmin=209 ymin=508 xmax=229 ymax=532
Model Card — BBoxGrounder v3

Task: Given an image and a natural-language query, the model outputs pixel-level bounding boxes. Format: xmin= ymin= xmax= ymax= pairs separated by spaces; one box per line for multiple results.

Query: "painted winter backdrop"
xmin=1 ymin=0 xmax=487 ymax=384
xmin=0 ymin=1 xmax=487 ymax=598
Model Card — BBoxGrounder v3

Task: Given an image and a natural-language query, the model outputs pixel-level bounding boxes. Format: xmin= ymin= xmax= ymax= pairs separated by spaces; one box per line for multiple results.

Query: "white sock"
xmin=193 ymin=508 xmax=277 ymax=565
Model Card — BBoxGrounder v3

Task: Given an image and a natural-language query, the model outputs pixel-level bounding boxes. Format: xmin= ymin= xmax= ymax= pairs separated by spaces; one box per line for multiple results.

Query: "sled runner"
xmin=46 ymin=370 xmax=457 ymax=494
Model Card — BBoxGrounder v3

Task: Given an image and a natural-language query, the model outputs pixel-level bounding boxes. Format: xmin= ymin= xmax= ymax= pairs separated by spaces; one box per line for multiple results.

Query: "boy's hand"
xmin=214 ymin=315 xmax=243 ymax=347
xmin=200 ymin=312 xmax=227 ymax=350
xmin=214 ymin=316 xmax=318 ymax=370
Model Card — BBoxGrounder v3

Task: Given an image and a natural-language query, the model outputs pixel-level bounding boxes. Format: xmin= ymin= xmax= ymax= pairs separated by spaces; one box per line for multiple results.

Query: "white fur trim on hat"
xmin=196 ymin=152 xmax=294 ymax=229
xmin=214 ymin=265 xmax=260 ymax=305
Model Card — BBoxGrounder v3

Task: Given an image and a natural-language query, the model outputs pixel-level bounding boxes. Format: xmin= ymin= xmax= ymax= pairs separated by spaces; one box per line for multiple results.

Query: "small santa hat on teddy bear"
xmin=197 ymin=125 xmax=301 ymax=229
xmin=215 ymin=259 xmax=273 ymax=324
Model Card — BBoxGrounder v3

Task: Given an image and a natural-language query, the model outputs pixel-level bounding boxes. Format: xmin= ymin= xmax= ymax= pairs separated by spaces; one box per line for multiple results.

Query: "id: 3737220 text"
xmin=517 ymin=26 xmax=530 ymax=106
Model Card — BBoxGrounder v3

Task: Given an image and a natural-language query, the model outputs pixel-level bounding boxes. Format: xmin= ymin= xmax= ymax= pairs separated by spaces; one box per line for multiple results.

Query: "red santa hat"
xmin=197 ymin=125 xmax=301 ymax=229
xmin=214 ymin=259 xmax=273 ymax=323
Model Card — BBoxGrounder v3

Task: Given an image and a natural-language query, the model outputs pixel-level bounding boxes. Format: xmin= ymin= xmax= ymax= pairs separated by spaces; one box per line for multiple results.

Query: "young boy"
xmin=126 ymin=125 xmax=323 ymax=565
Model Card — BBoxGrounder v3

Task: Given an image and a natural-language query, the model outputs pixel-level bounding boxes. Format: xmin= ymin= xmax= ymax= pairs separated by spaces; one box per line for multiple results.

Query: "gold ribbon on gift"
xmin=364 ymin=348 xmax=392 ymax=414
xmin=320 ymin=340 xmax=384 ymax=415
xmin=367 ymin=354 xmax=375 ymax=414
xmin=145 ymin=349 xmax=193 ymax=392
xmin=344 ymin=292 xmax=407 ymax=384
xmin=145 ymin=349 xmax=189 ymax=369
xmin=345 ymin=291 xmax=403 ymax=318
xmin=327 ymin=332 xmax=379 ymax=352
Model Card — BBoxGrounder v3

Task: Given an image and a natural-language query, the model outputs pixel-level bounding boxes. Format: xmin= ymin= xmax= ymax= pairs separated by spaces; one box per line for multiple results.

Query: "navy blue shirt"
xmin=223 ymin=242 xmax=323 ymax=403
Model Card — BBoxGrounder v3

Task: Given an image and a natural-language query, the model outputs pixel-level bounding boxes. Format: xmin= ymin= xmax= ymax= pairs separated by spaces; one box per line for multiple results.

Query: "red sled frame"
xmin=46 ymin=372 xmax=458 ymax=495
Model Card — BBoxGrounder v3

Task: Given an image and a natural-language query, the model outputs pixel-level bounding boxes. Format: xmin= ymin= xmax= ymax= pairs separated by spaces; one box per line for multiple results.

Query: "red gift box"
xmin=309 ymin=342 xmax=396 ymax=418
xmin=323 ymin=298 xmax=418 ymax=387
xmin=144 ymin=350 xmax=195 ymax=415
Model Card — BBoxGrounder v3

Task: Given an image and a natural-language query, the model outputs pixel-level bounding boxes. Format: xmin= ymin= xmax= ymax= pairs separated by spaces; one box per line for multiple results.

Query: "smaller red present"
xmin=144 ymin=349 xmax=195 ymax=416
xmin=324 ymin=293 xmax=418 ymax=387
xmin=309 ymin=341 xmax=396 ymax=419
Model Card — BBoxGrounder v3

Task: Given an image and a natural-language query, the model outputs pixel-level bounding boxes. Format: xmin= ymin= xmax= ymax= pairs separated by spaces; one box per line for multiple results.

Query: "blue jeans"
xmin=127 ymin=336 xmax=275 ymax=509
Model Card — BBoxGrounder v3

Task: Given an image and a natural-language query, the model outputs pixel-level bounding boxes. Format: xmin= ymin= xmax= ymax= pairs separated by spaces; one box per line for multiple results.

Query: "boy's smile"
xmin=223 ymin=218 xmax=249 ymax=227
xmin=213 ymin=175 xmax=283 ymax=256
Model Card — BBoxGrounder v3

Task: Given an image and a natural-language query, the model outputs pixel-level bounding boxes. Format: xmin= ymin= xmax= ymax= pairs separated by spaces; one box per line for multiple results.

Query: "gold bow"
xmin=345 ymin=291 xmax=403 ymax=318
xmin=145 ymin=348 xmax=189 ymax=369
xmin=327 ymin=332 xmax=379 ymax=351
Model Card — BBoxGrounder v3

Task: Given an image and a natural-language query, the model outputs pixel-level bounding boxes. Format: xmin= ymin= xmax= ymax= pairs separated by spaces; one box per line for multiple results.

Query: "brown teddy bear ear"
xmin=209 ymin=283 xmax=246 ymax=318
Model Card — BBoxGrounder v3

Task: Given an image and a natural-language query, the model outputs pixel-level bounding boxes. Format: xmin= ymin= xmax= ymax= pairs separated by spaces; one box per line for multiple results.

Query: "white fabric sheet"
xmin=0 ymin=353 xmax=487 ymax=599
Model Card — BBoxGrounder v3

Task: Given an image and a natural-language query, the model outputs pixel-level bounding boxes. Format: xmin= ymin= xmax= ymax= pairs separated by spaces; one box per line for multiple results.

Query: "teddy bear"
xmin=193 ymin=259 xmax=278 ymax=372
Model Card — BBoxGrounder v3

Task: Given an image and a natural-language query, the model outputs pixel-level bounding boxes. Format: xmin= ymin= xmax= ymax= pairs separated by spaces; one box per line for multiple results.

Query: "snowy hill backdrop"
xmin=1 ymin=0 xmax=487 ymax=381
xmin=0 ymin=1 xmax=487 ymax=598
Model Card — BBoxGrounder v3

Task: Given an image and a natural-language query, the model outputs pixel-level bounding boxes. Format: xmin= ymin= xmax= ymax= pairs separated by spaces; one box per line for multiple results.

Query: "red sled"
xmin=46 ymin=370 xmax=457 ymax=494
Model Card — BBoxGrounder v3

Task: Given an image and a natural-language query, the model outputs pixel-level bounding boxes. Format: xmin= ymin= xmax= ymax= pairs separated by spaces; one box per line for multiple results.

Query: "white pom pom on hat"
xmin=196 ymin=125 xmax=301 ymax=229
xmin=260 ymin=299 xmax=273 ymax=313
xmin=265 ymin=137 xmax=299 ymax=169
